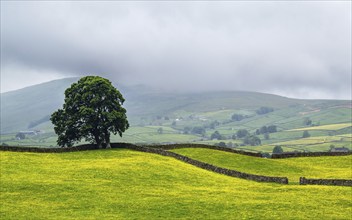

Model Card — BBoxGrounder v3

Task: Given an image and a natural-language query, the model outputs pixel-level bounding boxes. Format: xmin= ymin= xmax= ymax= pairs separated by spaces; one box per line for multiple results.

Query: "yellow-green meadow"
xmin=1 ymin=149 xmax=351 ymax=219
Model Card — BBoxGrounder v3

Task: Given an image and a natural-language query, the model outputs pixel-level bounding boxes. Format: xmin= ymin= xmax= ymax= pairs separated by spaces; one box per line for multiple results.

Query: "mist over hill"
xmin=1 ymin=77 xmax=350 ymax=135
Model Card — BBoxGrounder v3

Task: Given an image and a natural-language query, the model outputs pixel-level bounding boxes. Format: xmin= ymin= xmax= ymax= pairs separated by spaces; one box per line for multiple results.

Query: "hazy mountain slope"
xmin=0 ymin=78 xmax=79 ymax=133
xmin=1 ymin=77 xmax=350 ymax=134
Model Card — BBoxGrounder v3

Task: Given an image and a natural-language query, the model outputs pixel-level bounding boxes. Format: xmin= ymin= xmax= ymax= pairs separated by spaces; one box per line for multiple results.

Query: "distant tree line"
xmin=183 ymin=126 xmax=206 ymax=136
xmin=255 ymin=125 xmax=277 ymax=135
xmin=256 ymin=107 xmax=274 ymax=115
xmin=231 ymin=113 xmax=251 ymax=122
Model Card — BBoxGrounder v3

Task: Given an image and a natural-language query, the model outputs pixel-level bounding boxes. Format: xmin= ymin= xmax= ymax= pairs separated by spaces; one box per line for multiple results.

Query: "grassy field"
xmin=1 ymin=149 xmax=351 ymax=219
xmin=170 ymin=148 xmax=352 ymax=183
xmin=288 ymin=123 xmax=352 ymax=131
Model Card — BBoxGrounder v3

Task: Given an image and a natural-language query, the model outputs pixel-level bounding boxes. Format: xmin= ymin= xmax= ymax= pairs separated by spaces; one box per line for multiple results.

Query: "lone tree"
xmin=272 ymin=145 xmax=283 ymax=154
xmin=302 ymin=130 xmax=310 ymax=138
xmin=51 ymin=76 xmax=129 ymax=148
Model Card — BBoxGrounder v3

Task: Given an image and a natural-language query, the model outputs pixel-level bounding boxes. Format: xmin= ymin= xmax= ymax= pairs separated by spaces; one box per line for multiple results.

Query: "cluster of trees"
xmin=212 ymin=129 xmax=261 ymax=146
xmin=231 ymin=114 xmax=248 ymax=121
xmin=256 ymin=106 xmax=274 ymax=115
xmin=215 ymin=142 xmax=239 ymax=148
xmin=16 ymin=133 xmax=26 ymax=140
xmin=243 ymin=135 xmax=261 ymax=146
xmin=183 ymin=126 xmax=206 ymax=136
xmin=203 ymin=120 xmax=221 ymax=129
xmin=255 ymin=125 xmax=277 ymax=135
xmin=235 ymin=129 xmax=249 ymax=138
xmin=210 ymin=129 xmax=262 ymax=146
xmin=210 ymin=131 xmax=224 ymax=140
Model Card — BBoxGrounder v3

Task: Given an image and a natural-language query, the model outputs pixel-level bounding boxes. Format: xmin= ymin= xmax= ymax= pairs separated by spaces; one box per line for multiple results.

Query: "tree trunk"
xmin=105 ymin=133 xmax=111 ymax=149
xmin=94 ymin=133 xmax=103 ymax=149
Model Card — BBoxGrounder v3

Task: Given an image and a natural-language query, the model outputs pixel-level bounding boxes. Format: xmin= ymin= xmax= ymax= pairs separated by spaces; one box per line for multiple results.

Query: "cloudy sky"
xmin=1 ymin=1 xmax=351 ymax=99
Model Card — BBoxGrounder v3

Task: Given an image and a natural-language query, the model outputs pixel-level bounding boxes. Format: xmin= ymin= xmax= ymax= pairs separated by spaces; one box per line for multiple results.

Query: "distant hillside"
xmin=1 ymin=78 xmax=79 ymax=133
xmin=0 ymin=77 xmax=351 ymax=135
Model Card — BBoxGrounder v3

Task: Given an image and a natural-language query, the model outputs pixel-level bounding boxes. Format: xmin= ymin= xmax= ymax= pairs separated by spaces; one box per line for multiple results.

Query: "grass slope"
xmin=288 ymin=123 xmax=352 ymax=131
xmin=1 ymin=149 xmax=351 ymax=219
xmin=170 ymin=148 xmax=352 ymax=183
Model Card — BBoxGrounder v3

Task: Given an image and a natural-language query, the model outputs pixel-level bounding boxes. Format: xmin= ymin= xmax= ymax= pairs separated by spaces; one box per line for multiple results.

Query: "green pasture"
xmin=1 ymin=149 xmax=351 ymax=219
xmin=273 ymin=135 xmax=352 ymax=146
xmin=288 ymin=123 xmax=352 ymax=131
xmin=170 ymin=148 xmax=352 ymax=183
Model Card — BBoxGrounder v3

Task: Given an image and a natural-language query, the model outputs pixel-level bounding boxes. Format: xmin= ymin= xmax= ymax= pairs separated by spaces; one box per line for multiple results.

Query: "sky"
xmin=1 ymin=1 xmax=351 ymax=100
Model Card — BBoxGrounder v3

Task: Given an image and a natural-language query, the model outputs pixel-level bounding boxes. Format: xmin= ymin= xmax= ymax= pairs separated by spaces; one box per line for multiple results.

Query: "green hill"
xmin=0 ymin=78 xmax=79 ymax=133
xmin=1 ymin=78 xmax=351 ymax=152
xmin=1 ymin=149 xmax=351 ymax=219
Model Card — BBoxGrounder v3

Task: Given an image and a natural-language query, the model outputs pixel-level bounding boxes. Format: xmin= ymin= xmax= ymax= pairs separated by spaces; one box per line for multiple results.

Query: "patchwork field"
xmin=1 ymin=77 xmax=351 ymax=155
xmin=288 ymin=123 xmax=352 ymax=131
xmin=1 ymin=149 xmax=351 ymax=219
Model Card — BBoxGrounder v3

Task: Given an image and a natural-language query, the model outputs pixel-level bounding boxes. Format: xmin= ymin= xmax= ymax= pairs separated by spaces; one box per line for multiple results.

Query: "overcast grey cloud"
xmin=1 ymin=1 xmax=351 ymax=99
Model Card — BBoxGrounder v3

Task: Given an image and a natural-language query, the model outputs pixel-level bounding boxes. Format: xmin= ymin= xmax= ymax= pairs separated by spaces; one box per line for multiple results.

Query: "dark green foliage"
xmin=211 ymin=131 xmax=222 ymax=140
xmin=231 ymin=114 xmax=245 ymax=121
xmin=15 ymin=133 xmax=25 ymax=140
xmin=272 ymin=145 xmax=284 ymax=154
xmin=157 ymin=127 xmax=163 ymax=134
xmin=183 ymin=126 xmax=191 ymax=134
xmin=303 ymin=117 xmax=312 ymax=126
xmin=243 ymin=135 xmax=261 ymax=146
xmin=267 ymin=125 xmax=277 ymax=133
xmin=51 ymin=76 xmax=129 ymax=148
xmin=261 ymin=152 xmax=271 ymax=158
xmin=236 ymin=129 xmax=249 ymax=138
xmin=217 ymin=142 xmax=226 ymax=147
xmin=191 ymin=126 xmax=206 ymax=136
xmin=256 ymin=106 xmax=274 ymax=115
xmin=302 ymin=131 xmax=310 ymax=138
xmin=260 ymin=126 xmax=268 ymax=134
xmin=255 ymin=129 xmax=260 ymax=135
xmin=257 ymin=125 xmax=277 ymax=135
xmin=209 ymin=121 xmax=220 ymax=129
xmin=264 ymin=133 xmax=270 ymax=140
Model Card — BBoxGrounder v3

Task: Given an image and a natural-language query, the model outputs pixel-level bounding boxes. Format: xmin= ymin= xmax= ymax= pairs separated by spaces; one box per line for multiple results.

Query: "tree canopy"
xmin=51 ymin=76 xmax=129 ymax=148
xmin=272 ymin=145 xmax=283 ymax=154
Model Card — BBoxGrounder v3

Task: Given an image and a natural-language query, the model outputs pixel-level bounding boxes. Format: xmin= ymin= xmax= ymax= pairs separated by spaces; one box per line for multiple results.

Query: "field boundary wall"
xmin=272 ymin=151 xmax=352 ymax=159
xmin=112 ymin=143 xmax=288 ymax=184
xmin=146 ymin=143 xmax=262 ymax=157
xmin=299 ymin=177 xmax=352 ymax=186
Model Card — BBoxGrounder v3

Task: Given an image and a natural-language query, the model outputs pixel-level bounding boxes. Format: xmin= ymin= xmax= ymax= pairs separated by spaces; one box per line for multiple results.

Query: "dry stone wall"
xmin=147 ymin=143 xmax=262 ymax=157
xmin=300 ymin=177 xmax=352 ymax=186
xmin=272 ymin=151 xmax=352 ymax=159
xmin=115 ymin=144 xmax=288 ymax=184
xmin=0 ymin=144 xmax=96 ymax=153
